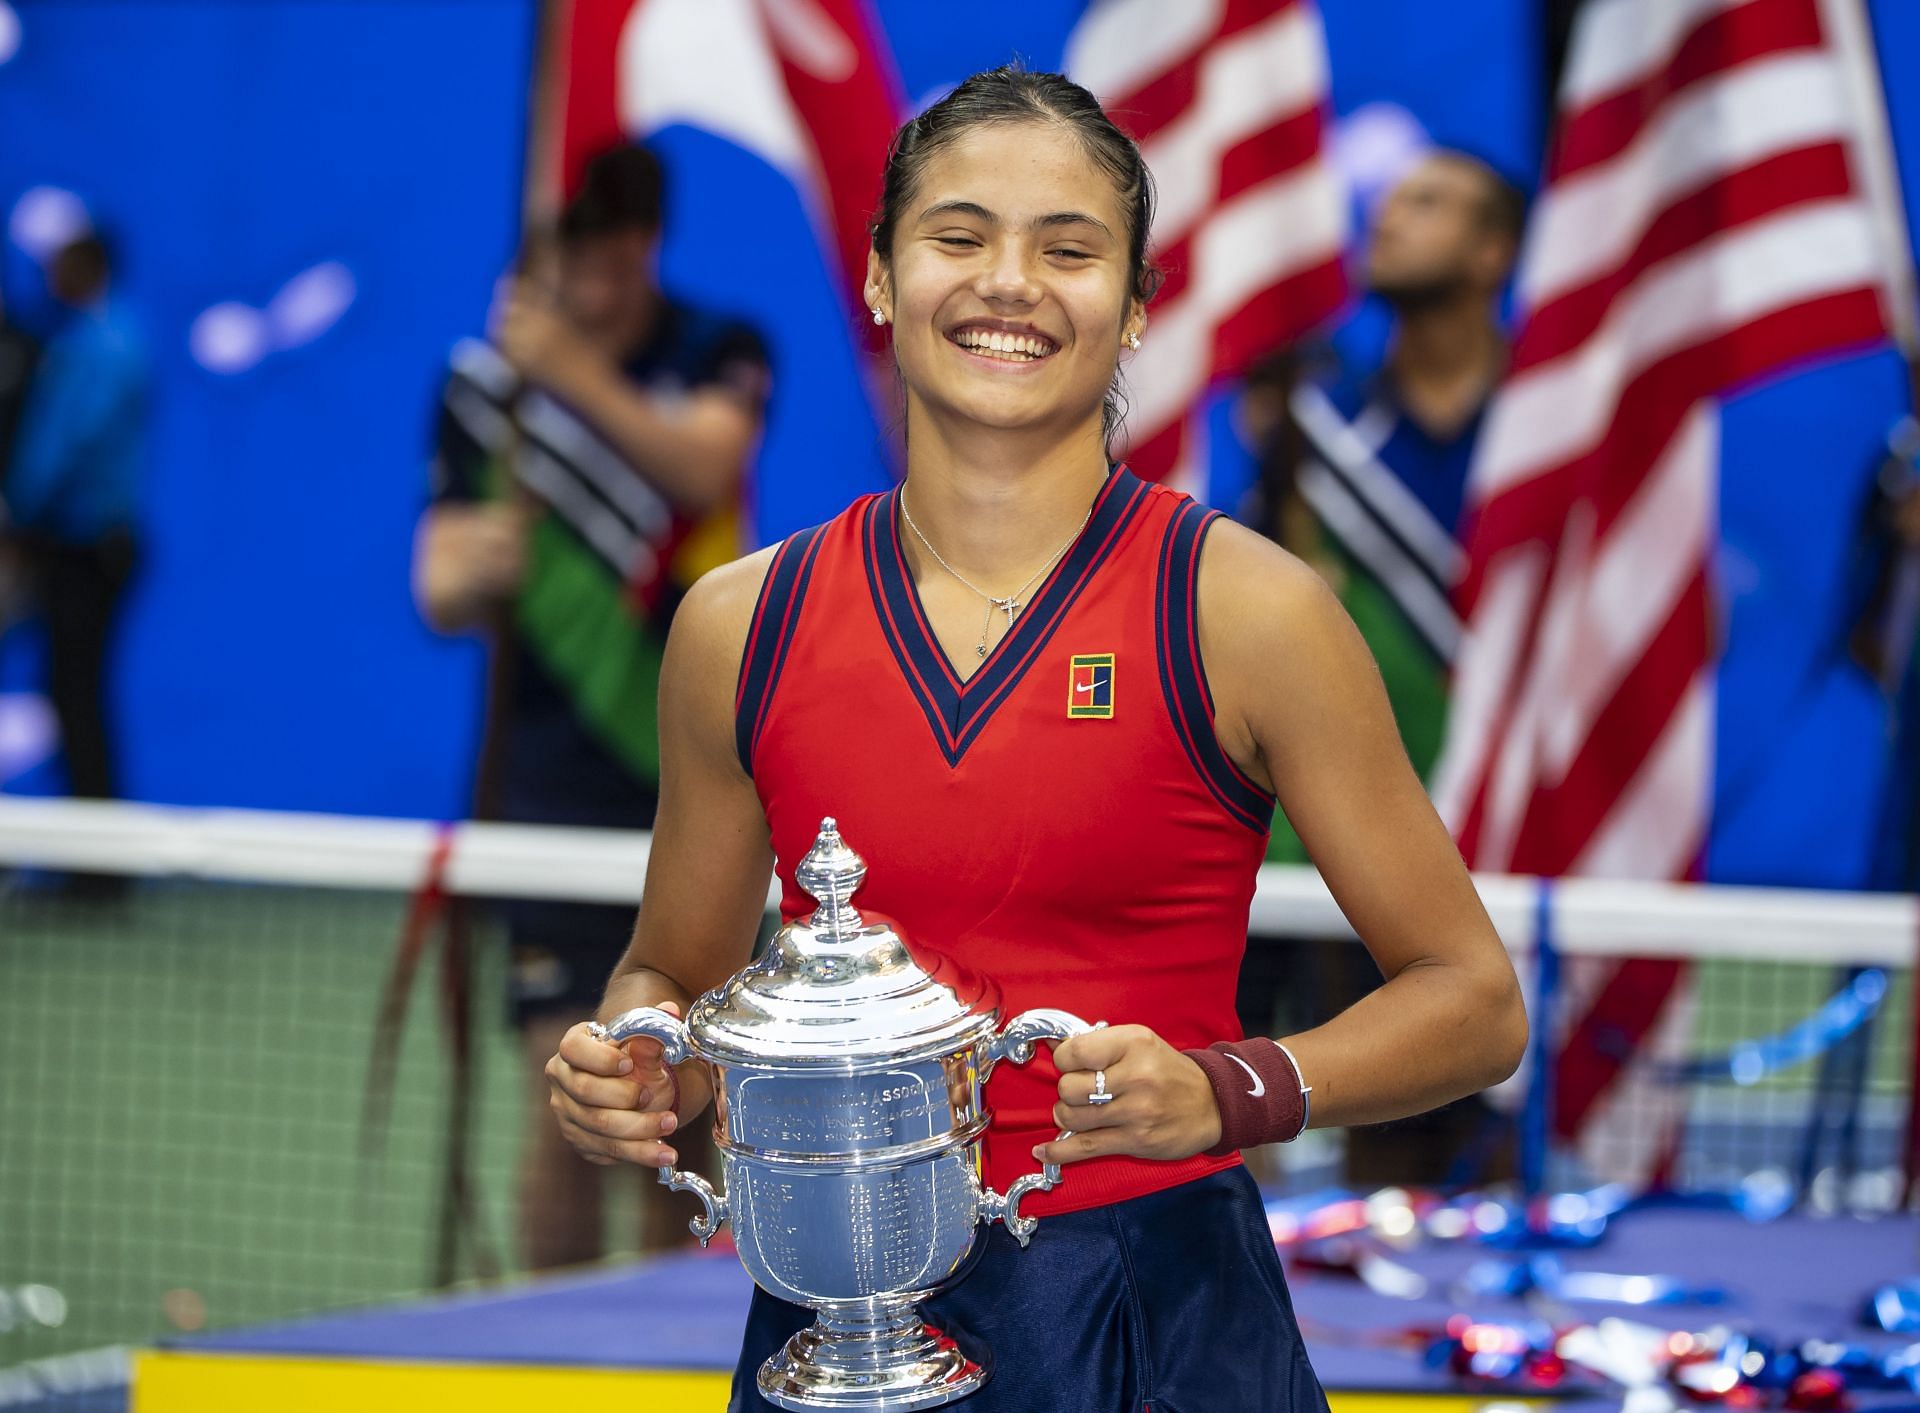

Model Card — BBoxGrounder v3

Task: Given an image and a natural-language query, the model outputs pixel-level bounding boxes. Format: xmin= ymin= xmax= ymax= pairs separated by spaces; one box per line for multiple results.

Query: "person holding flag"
xmin=414 ymin=141 xmax=771 ymax=1269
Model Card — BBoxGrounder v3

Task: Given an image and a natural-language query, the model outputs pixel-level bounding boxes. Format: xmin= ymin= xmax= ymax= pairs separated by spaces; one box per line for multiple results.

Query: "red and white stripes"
xmin=1432 ymin=0 xmax=1906 ymax=1182
xmin=1066 ymin=0 xmax=1347 ymax=487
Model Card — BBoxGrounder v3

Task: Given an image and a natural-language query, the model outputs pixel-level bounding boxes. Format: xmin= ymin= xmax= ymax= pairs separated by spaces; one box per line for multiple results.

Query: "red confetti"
xmin=1786 ymin=1370 xmax=1849 ymax=1411
xmin=1526 ymin=1352 xmax=1567 ymax=1386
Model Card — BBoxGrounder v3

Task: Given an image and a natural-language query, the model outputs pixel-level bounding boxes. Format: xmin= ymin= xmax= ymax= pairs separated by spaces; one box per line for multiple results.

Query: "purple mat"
xmin=186 ymin=1250 xmax=752 ymax=1368
xmin=1288 ymin=1207 xmax=1918 ymax=1395
xmin=182 ymin=1210 xmax=1919 ymax=1401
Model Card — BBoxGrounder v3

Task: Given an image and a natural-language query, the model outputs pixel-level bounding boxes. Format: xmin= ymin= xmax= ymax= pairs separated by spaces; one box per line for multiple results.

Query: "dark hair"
xmin=869 ymin=65 xmax=1162 ymax=448
xmin=560 ymin=143 xmax=666 ymax=243
xmin=50 ymin=233 xmax=112 ymax=301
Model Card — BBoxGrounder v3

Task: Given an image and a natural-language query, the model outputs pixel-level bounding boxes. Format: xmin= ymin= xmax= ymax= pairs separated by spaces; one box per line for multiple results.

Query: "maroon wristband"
xmin=1184 ymin=1038 xmax=1311 ymax=1157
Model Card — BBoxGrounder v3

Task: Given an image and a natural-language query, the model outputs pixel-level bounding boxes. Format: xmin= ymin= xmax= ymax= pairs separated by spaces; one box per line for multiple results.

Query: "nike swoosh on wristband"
xmin=1225 ymin=1052 xmax=1265 ymax=1097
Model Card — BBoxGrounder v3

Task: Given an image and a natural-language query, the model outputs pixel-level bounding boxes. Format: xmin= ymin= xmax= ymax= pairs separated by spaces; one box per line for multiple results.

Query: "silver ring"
xmin=1087 ymin=1068 xmax=1114 ymax=1106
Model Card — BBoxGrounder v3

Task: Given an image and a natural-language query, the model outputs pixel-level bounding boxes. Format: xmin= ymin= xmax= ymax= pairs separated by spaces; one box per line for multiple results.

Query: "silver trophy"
xmin=591 ymin=817 xmax=1095 ymax=1410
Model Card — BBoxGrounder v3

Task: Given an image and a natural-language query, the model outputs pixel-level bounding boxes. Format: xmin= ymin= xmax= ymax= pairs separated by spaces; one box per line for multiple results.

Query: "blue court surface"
xmin=98 ymin=1204 xmax=1920 ymax=1412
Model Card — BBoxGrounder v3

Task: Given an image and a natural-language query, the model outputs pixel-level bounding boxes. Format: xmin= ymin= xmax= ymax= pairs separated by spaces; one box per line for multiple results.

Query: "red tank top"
xmin=733 ymin=468 xmax=1277 ymax=1215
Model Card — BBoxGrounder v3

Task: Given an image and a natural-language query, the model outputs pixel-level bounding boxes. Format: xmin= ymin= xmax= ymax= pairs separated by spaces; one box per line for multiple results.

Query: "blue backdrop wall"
xmin=1 ymin=0 xmax=1915 ymax=891
xmin=0 ymin=0 xmax=538 ymax=814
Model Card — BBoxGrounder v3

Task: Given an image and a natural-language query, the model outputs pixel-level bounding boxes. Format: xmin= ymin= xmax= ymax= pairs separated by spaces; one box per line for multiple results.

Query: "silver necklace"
xmin=898 ymin=484 xmax=1095 ymax=657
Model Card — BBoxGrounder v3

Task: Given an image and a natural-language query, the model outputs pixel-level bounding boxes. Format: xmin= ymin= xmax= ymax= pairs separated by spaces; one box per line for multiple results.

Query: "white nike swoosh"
xmin=1074 ymin=681 xmax=1095 ymax=693
xmin=1225 ymin=1053 xmax=1265 ymax=1097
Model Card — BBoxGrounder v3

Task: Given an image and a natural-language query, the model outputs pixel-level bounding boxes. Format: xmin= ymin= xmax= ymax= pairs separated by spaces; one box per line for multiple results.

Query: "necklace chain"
xmin=898 ymin=484 xmax=1095 ymax=657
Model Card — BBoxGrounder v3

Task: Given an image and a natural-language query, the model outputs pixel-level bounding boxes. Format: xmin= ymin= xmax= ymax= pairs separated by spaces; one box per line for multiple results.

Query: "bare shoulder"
xmin=1192 ymin=516 xmax=1384 ymax=790
xmin=670 ymin=544 xmax=780 ymax=667
xmin=680 ymin=542 xmax=781 ymax=633
xmin=1194 ymin=515 xmax=1350 ymax=656
xmin=659 ymin=543 xmax=782 ymax=753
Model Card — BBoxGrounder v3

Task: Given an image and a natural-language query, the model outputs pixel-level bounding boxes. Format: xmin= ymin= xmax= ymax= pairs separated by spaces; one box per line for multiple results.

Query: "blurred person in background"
xmin=413 ymin=142 xmax=770 ymax=1268
xmin=1857 ymin=415 xmax=1920 ymax=892
xmin=0 ymin=282 xmax=38 ymax=639
xmin=2 ymin=232 xmax=147 ymax=825
xmin=0 ymin=282 xmax=36 ymax=484
xmin=1238 ymin=151 xmax=1523 ymax=1188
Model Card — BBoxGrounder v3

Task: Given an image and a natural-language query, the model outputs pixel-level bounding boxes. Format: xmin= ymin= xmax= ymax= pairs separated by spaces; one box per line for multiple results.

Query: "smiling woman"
xmin=544 ymin=65 xmax=1526 ymax=1413
xmin=863 ymin=70 xmax=1157 ymax=474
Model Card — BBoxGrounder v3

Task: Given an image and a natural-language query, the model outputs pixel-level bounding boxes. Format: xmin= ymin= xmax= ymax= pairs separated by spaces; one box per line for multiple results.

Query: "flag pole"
xmin=1816 ymin=0 xmax=1917 ymax=367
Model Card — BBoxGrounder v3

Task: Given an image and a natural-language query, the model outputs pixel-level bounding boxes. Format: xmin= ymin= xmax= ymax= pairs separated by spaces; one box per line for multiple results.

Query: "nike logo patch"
xmin=1225 ymin=1053 xmax=1265 ymax=1097
xmin=1067 ymin=652 xmax=1115 ymax=718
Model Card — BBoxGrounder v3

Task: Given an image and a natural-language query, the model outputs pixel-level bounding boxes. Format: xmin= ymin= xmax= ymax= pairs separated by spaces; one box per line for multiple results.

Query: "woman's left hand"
xmin=1036 ymin=1025 xmax=1223 ymax=1166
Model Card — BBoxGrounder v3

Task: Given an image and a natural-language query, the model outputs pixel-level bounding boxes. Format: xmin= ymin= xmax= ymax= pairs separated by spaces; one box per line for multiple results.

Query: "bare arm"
xmin=602 ymin=548 xmax=778 ymax=1016
xmin=1201 ymin=520 xmax=1526 ymax=1127
xmin=1042 ymin=521 xmax=1525 ymax=1168
xmin=545 ymin=547 xmax=779 ymax=1167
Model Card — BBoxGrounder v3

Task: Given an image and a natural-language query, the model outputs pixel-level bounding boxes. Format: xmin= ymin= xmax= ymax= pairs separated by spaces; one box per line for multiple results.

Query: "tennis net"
xmin=0 ymin=796 xmax=1912 ymax=1382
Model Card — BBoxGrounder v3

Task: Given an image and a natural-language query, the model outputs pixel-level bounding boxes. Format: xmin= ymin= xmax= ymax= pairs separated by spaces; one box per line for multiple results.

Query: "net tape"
xmin=0 ymin=796 xmax=1909 ymax=966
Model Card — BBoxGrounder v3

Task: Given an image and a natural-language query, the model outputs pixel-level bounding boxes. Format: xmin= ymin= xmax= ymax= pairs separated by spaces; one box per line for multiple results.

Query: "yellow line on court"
xmin=1329 ymin=1395 xmax=1554 ymax=1413
xmin=131 ymin=1349 xmax=1556 ymax=1413
xmin=130 ymin=1350 xmax=734 ymax=1411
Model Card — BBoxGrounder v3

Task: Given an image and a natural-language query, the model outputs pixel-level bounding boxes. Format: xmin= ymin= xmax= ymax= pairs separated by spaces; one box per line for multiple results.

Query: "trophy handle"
xmin=658 ymin=1167 xmax=729 ymax=1247
xmin=978 ymin=1129 xmax=1072 ymax=1248
xmin=981 ymin=1008 xmax=1100 ymax=1078
xmin=977 ymin=1009 xmax=1103 ymax=1248
xmin=586 ymin=1007 xmax=731 ymax=1248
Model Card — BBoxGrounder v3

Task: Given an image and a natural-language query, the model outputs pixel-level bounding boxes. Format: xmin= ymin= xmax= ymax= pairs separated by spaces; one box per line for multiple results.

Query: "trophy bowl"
xmin=592 ymin=817 xmax=1095 ymax=1410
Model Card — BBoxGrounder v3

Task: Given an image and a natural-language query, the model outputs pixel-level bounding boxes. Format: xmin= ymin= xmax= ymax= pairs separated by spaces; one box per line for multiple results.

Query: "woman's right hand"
xmin=545 ymin=1001 xmax=688 ymax=1168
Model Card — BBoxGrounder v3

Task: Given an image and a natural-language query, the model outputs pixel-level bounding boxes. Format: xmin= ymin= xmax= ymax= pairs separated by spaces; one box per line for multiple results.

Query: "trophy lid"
xmin=688 ymin=818 xmax=999 ymax=1070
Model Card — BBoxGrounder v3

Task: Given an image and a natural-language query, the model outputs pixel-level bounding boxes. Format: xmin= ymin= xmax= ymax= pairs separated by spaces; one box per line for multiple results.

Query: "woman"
xmin=545 ymin=67 xmax=1526 ymax=1413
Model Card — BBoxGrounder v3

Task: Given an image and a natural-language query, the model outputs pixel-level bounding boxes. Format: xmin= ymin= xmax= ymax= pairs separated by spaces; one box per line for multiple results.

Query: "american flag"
xmin=1432 ymin=0 xmax=1914 ymax=1182
xmin=1065 ymin=0 xmax=1347 ymax=489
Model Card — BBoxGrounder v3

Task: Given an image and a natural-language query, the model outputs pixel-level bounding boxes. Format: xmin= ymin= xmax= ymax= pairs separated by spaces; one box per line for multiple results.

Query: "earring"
xmin=872 ymin=308 xmax=886 ymax=326
xmin=1127 ymin=332 xmax=1141 ymax=350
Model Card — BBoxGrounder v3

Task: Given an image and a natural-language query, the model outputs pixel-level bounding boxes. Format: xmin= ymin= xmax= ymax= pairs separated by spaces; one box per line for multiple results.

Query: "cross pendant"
xmin=977 ymin=597 xmax=1020 ymax=658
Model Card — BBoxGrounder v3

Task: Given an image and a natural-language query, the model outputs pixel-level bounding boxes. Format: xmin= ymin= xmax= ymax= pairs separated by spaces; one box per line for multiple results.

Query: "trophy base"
xmin=756 ymin=1300 xmax=987 ymax=1410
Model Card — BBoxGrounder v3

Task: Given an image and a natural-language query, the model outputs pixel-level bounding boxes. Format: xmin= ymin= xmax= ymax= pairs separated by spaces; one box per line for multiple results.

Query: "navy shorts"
xmin=728 ymin=1165 xmax=1331 ymax=1413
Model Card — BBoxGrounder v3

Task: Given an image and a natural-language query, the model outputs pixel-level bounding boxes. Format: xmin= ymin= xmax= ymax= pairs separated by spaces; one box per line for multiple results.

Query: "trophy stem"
xmin=756 ymin=1297 xmax=988 ymax=1411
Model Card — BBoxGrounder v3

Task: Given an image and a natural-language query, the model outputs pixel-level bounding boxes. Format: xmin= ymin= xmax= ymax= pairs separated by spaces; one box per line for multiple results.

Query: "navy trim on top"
xmin=1155 ymin=502 xmax=1277 ymax=835
xmin=734 ymin=522 xmax=829 ymax=776
xmin=864 ymin=467 xmax=1151 ymax=768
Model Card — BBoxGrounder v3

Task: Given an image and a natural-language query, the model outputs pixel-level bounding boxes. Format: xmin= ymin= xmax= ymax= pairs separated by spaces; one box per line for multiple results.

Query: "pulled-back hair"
xmin=869 ymin=65 xmax=1162 ymax=449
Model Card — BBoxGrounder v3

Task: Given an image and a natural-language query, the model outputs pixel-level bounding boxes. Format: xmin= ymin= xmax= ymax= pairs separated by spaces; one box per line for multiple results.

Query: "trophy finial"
xmin=795 ymin=816 xmax=866 ymax=934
